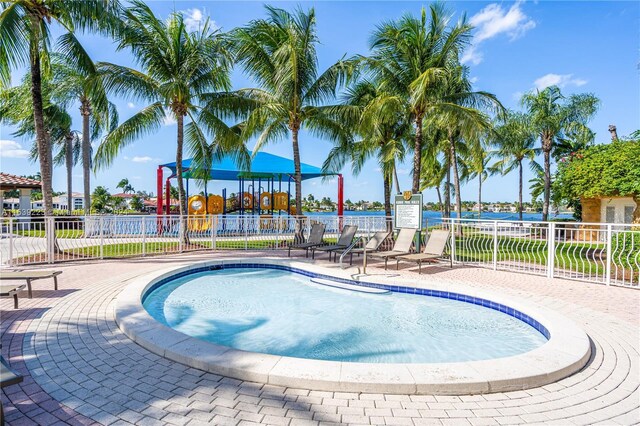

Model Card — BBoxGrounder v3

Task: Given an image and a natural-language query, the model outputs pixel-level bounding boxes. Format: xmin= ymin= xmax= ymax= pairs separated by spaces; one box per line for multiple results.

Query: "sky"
xmin=1 ymin=0 xmax=638 ymax=204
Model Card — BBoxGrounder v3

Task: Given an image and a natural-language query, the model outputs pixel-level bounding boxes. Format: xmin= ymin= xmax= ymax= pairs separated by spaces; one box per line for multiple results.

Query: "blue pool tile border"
xmin=143 ymin=263 xmax=550 ymax=340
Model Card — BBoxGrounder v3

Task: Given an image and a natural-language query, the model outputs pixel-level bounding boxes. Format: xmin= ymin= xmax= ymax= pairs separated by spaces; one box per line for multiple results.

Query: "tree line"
xmin=1 ymin=1 xmax=604 ymax=223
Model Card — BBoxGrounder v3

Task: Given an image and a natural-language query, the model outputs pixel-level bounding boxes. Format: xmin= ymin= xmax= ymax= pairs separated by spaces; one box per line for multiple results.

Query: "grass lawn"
xmin=15 ymin=229 xmax=85 ymax=238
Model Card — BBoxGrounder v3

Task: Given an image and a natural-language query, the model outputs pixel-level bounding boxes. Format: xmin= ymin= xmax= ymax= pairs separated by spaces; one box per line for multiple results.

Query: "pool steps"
xmin=308 ymin=278 xmax=390 ymax=294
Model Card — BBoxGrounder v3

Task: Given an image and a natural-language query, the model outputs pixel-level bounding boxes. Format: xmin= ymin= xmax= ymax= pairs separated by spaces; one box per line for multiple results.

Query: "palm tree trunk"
xmin=542 ymin=141 xmax=551 ymax=222
xmin=66 ymin=134 xmax=73 ymax=215
xmin=412 ymin=115 xmax=423 ymax=193
xmin=436 ymin=186 xmax=444 ymax=217
xmin=175 ymin=112 xmax=189 ymax=245
xmin=29 ymin=30 xmax=53 ymax=217
xmin=383 ymin=173 xmax=392 ymax=231
xmin=449 ymin=136 xmax=463 ymax=221
xmin=81 ymin=100 xmax=91 ymax=214
xmin=393 ymin=165 xmax=401 ymax=194
xmin=518 ymin=160 xmax=524 ymax=221
xmin=291 ymin=124 xmax=304 ymax=242
xmin=478 ymin=173 xmax=482 ymax=219
xmin=444 ymin=158 xmax=451 ymax=219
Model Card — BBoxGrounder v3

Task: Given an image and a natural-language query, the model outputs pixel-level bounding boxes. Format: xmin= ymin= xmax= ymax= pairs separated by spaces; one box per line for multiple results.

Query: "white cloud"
xmin=163 ymin=112 xmax=177 ymax=126
xmin=131 ymin=156 xmax=159 ymax=163
xmin=469 ymin=76 xmax=479 ymax=84
xmin=127 ymin=102 xmax=135 ymax=109
xmin=470 ymin=2 xmax=536 ymax=43
xmin=182 ymin=8 xmax=218 ymax=33
xmin=533 ymin=73 xmax=588 ymax=90
xmin=0 ymin=140 xmax=30 ymax=158
xmin=183 ymin=8 xmax=203 ymax=32
xmin=463 ymin=1 xmax=535 ymax=65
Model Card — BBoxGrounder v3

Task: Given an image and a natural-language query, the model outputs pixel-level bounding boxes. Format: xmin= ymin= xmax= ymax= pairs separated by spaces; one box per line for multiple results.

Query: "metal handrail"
xmin=339 ymin=236 xmax=365 ymax=271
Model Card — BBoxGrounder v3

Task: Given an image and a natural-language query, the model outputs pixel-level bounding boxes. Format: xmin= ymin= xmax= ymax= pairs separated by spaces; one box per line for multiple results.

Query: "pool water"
xmin=143 ymin=268 xmax=547 ymax=363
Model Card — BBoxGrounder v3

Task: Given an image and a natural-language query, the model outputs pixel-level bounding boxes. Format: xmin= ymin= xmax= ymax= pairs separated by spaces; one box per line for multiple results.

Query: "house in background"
xmin=0 ymin=173 xmax=41 ymax=219
xmin=31 ymin=192 xmax=85 ymax=211
xmin=582 ymin=196 xmax=638 ymax=224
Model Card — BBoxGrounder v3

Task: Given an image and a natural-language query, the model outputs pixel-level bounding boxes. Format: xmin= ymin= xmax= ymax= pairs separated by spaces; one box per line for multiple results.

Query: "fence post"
xmin=274 ymin=217 xmax=279 ymax=250
xmin=141 ymin=216 xmax=147 ymax=257
xmin=605 ymin=224 xmax=612 ymax=286
xmin=99 ymin=216 xmax=104 ymax=259
xmin=179 ymin=216 xmax=184 ymax=253
xmin=450 ymin=220 xmax=457 ymax=264
xmin=211 ymin=215 xmax=217 ymax=250
xmin=45 ymin=216 xmax=54 ymax=264
xmin=244 ymin=217 xmax=248 ymax=250
xmin=493 ymin=221 xmax=498 ymax=270
xmin=8 ymin=217 xmax=14 ymax=266
xmin=547 ymin=222 xmax=556 ymax=278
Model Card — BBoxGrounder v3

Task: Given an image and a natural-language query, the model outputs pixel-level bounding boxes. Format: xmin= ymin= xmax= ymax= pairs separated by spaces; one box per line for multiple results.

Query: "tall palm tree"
xmin=95 ymin=1 xmax=244 ymax=224
xmin=490 ymin=111 xmax=541 ymax=221
xmin=227 ymin=6 xmax=355 ymax=216
xmin=462 ymin=143 xmax=492 ymax=219
xmin=368 ymin=4 xmax=472 ymax=193
xmin=322 ymin=80 xmax=409 ymax=224
xmin=0 ymin=0 xmax=120 ymax=216
xmin=430 ymin=65 xmax=503 ymax=220
xmin=521 ymin=86 xmax=599 ymax=221
xmin=51 ymin=38 xmax=118 ymax=215
xmin=0 ymin=74 xmax=79 ymax=216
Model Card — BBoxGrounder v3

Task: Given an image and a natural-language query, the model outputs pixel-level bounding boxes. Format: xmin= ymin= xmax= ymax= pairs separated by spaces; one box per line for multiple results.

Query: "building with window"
xmin=581 ymin=196 xmax=638 ymax=224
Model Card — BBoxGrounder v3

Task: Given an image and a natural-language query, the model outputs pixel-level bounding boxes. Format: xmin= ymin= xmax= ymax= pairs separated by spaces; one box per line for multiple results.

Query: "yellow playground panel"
xmin=188 ymin=192 xmax=298 ymax=230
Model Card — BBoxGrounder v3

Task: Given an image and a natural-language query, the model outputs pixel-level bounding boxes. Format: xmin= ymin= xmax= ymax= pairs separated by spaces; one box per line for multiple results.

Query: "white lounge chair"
xmin=396 ymin=229 xmax=452 ymax=273
xmin=347 ymin=231 xmax=391 ymax=265
xmin=0 ymin=270 xmax=62 ymax=298
xmin=367 ymin=228 xmax=417 ymax=270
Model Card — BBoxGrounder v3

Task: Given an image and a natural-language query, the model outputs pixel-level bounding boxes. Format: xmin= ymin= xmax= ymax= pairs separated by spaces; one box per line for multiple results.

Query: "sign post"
xmin=394 ymin=191 xmax=424 ymax=251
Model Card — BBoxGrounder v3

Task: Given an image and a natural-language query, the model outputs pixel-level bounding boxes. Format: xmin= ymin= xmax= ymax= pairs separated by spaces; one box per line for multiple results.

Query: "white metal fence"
xmin=1 ymin=215 xmax=638 ymax=288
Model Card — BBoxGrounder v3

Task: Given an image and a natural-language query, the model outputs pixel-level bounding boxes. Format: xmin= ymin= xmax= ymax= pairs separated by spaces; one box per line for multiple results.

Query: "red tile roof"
xmin=0 ymin=173 xmax=42 ymax=190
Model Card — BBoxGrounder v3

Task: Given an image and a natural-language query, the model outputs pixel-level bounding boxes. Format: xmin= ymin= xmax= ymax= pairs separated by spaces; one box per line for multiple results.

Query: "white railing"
xmin=1 ymin=215 xmax=637 ymax=288
xmin=436 ymin=218 xmax=639 ymax=288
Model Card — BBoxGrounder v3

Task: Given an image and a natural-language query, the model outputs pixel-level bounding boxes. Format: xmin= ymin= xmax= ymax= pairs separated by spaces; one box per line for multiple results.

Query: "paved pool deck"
xmin=1 ymin=252 xmax=638 ymax=426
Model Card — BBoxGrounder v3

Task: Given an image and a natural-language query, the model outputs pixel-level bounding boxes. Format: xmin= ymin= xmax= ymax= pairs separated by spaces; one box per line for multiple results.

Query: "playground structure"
xmin=156 ymin=151 xmax=343 ymax=231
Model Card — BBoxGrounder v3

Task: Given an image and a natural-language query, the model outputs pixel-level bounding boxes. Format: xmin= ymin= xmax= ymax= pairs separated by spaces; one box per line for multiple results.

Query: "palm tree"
xmin=95 ymin=1 xmax=244 ymax=226
xmin=322 ymin=80 xmax=408 ymax=225
xmin=228 ymin=6 xmax=356 ymax=216
xmin=521 ymin=86 xmax=599 ymax=221
xmin=368 ymin=4 xmax=472 ymax=193
xmin=490 ymin=111 xmax=541 ymax=221
xmin=431 ymin=65 xmax=503 ymax=220
xmin=0 ymin=0 xmax=120 ymax=216
xmin=0 ymin=75 xmax=79 ymax=216
xmin=463 ymin=144 xmax=493 ymax=219
xmin=116 ymin=178 xmax=134 ymax=194
xmin=51 ymin=40 xmax=118 ymax=216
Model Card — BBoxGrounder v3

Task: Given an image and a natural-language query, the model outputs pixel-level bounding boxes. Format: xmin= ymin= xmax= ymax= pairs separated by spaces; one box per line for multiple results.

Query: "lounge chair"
xmin=0 ymin=284 xmax=26 ymax=309
xmin=396 ymin=229 xmax=452 ymax=273
xmin=367 ymin=228 xmax=417 ymax=270
xmin=311 ymin=225 xmax=358 ymax=260
xmin=347 ymin=231 xmax=391 ymax=265
xmin=0 ymin=270 xmax=62 ymax=298
xmin=287 ymin=223 xmax=326 ymax=257
xmin=1 ymin=345 xmax=24 ymax=423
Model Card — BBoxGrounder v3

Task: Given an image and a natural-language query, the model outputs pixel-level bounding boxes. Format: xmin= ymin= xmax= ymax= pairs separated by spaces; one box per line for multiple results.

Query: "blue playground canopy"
xmin=161 ymin=151 xmax=336 ymax=181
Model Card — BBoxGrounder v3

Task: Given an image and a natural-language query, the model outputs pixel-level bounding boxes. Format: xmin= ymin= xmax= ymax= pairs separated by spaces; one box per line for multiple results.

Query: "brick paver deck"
xmin=1 ymin=253 xmax=638 ymax=426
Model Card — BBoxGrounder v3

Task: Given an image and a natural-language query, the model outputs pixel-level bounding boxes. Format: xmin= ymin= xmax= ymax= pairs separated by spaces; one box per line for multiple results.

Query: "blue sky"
xmin=1 ymin=1 xmax=638 ymax=203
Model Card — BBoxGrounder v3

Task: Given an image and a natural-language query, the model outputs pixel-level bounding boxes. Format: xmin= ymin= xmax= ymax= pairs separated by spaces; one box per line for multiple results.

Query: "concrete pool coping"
xmin=114 ymin=257 xmax=591 ymax=395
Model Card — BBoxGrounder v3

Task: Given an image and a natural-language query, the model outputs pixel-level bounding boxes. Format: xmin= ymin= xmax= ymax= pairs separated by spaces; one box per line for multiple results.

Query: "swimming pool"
xmin=142 ymin=266 xmax=547 ymax=363
xmin=117 ymin=259 xmax=590 ymax=394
